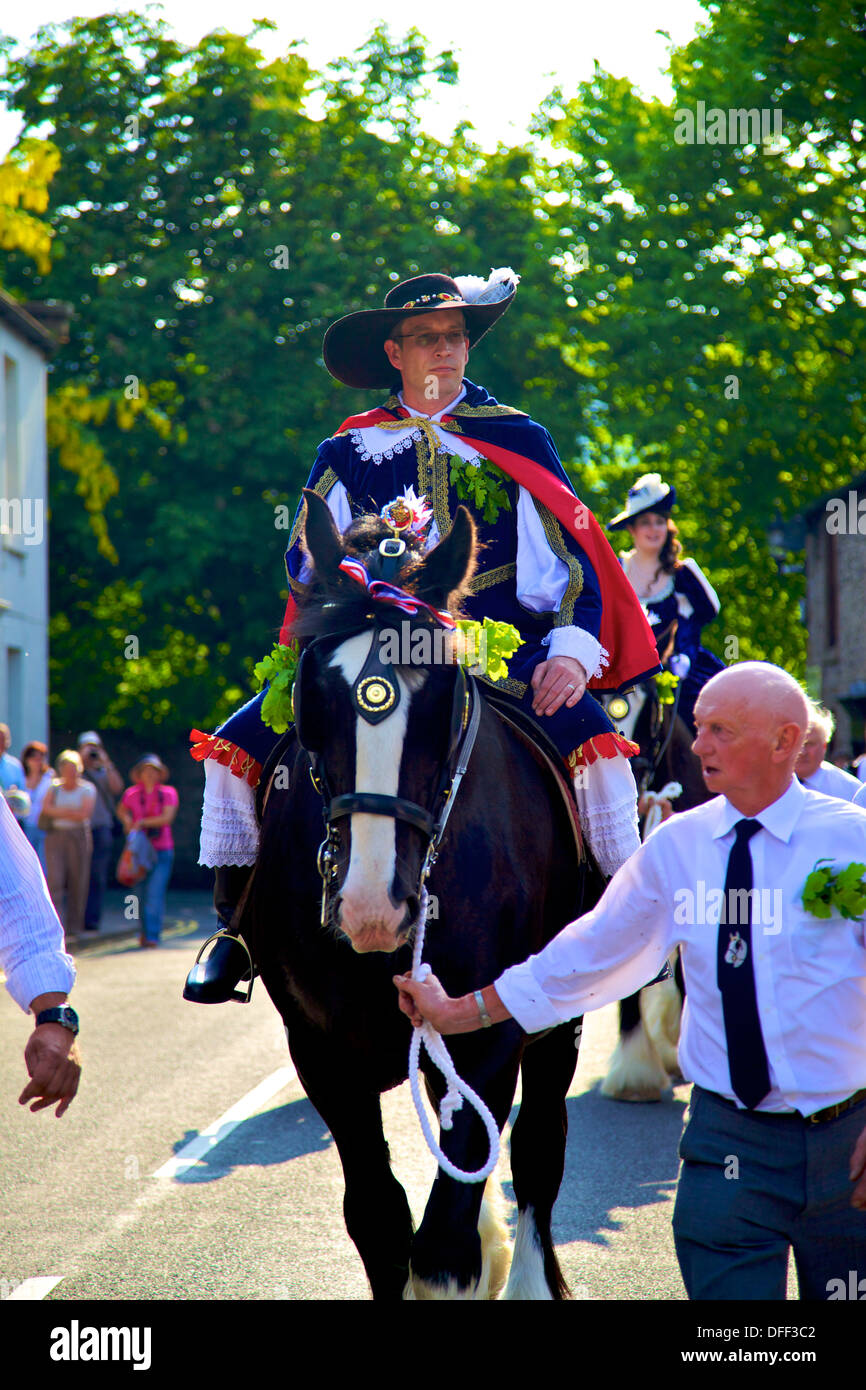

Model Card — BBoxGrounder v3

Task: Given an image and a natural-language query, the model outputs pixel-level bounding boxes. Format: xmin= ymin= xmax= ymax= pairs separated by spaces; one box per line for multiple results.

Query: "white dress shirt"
xmin=800 ymin=760 xmax=863 ymax=802
xmin=496 ymin=778 xmax=866 ymax=1117
xmin=0 ymin=792 xmax=76 ymax=1012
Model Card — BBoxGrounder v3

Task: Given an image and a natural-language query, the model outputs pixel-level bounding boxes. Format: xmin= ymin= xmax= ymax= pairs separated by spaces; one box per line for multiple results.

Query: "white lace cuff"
xmin=199 ymin=761 xmax=259 ymax=867
xmin=543 ymin=625 xmax=609 ymax=680
xmin=572 ymin=752 xmax=640 ymax=877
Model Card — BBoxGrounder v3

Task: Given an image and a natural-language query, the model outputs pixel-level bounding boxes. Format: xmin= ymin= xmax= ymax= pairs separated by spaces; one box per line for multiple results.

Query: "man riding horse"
xmin=185 ymin=268 xmax=660 ymax=1003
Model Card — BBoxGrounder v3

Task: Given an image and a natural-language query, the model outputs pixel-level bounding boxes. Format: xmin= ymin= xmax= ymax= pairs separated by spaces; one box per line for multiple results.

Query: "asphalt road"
xmin=0 ymin=894 xmax=798 ymax=1303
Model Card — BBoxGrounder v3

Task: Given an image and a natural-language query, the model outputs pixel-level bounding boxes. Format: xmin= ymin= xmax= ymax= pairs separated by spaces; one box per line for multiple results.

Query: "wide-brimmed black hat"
xmin=322 ymin=270 xmax=518 ymax=389
xmin=607 ymin=473 xmax=677 ymax=530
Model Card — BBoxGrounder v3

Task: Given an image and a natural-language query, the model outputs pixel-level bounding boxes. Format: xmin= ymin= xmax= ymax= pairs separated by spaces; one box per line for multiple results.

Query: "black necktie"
xmin=717 ymin=818 xmax=771 ymax=1109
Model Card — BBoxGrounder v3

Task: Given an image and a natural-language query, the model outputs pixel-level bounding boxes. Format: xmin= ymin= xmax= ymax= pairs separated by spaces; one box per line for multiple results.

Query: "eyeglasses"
xmin=392 ymin=330 xmax=468 ymax=349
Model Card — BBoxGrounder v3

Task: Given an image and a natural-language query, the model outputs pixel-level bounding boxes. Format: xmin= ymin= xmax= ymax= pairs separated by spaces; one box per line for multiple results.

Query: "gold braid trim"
xmin=375 ymin=394 xmax=523 ymax=419
xmin=468 ymin=562 xmax=517 ymax=593
xmin=530 ymin=495 xmax=583 ymax=626
xmin=480 ymin=671 xmax=528 ymax=698
xmin=287 ymin=467 xmax=340 ymax=552
xmin=286 ymin=467 xmax=340 ymax=594
xmin=449 ymin=401 xmax=526 ymax=418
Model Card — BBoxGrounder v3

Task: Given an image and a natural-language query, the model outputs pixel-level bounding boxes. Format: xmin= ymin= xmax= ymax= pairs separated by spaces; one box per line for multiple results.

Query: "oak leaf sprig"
xmin=801 ymin=859 xmax=866 ymax=920
xmin=455 ymin=617 xmax=523 ymax=682
xmin=253 ymin=640 xmax=300 ymax=734
xmin=653 ymin=670 xmax=680 ymax=706
xmin=448 ymin=453 xmax=512 ymax=524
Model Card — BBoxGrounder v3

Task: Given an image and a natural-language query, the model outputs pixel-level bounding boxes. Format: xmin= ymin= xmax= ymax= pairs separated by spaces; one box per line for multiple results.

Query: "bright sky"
xmin=0 ymin=0 xmax=708 ymax=154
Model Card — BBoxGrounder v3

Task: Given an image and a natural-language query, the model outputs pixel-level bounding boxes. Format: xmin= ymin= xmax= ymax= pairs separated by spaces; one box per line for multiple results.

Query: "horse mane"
xmin=292 ymin=512 xmax=479 ymax=647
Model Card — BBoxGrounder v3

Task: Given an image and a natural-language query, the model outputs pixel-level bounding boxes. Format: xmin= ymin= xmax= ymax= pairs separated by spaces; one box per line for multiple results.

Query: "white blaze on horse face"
xmin=331 ymin=632 xmax=426 ymax=951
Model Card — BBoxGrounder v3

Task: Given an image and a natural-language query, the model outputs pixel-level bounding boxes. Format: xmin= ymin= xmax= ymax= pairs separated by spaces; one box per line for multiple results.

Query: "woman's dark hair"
xmin=656 ymin=518 xmax=683 ymax=581
xmin=21 ymin=741 xmax=48 ymax=766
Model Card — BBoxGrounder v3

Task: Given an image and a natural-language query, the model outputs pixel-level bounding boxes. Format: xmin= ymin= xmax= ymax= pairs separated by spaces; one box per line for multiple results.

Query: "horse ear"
xmin=412 ymin=505 xmax=478 ymax=608
xmin=302 ymin=489 xmax=344 ymax=578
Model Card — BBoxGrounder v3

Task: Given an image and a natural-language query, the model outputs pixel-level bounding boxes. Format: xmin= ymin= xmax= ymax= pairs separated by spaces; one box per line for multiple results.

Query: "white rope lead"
xmin=642 ymin=780 xmax=683 ymax=839
xmin=407 ymin=887 xmax=501 ymax=1183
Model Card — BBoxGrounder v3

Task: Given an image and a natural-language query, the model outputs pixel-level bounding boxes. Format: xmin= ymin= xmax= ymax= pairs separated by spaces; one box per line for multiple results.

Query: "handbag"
xmin=116 ymin=828 xmax=157 ymax=887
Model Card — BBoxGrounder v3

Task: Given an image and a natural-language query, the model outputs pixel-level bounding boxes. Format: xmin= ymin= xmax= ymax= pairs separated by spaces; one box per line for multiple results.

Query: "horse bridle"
xmin=615 ymin=619 xmax=685 ymax=796
xmin=292 ymin=625 xmax=483 ymax=929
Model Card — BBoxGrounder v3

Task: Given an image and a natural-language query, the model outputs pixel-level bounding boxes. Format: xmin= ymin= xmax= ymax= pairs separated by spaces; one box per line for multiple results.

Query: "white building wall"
xmin=0 ymin=320 xmax=49 ymax=750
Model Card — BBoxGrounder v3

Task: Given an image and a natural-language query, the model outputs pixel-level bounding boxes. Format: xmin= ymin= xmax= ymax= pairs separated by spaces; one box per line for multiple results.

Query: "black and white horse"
xmin=599 ymin=654 xmax=711 ymax=1101
xmin=241 ymin=493 xmax=606 ymax=1298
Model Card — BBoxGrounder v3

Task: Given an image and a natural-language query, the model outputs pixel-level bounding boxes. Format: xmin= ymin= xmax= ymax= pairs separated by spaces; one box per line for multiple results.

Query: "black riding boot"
xmin=183 ymin=865 xmax=256 ymax=1004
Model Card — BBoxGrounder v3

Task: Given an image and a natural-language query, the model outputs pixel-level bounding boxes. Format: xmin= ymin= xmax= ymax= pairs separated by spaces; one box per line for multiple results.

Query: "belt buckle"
xmin=807 ymin=1103 xmax=837 ymax=1126
xmin=807 ymin=1089 xmax=865 ymax=1126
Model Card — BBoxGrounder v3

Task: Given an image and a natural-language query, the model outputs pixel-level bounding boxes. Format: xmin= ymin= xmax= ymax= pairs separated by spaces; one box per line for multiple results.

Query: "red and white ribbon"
xmin=338 ymin=556 xmax=456 ymax=629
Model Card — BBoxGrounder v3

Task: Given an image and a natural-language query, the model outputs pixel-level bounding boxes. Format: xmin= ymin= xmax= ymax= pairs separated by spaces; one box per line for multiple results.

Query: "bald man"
xmin=396 ymin=662 xmax=866 ymax=1301
xmin=795 ymin=700 xmax=862 ymax=802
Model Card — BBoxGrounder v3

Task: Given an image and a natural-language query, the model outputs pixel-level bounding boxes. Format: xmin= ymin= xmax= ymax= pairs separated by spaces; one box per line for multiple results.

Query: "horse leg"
xmin=600 ymin=991 xmax=669 ymax=1102
xmin=640 ymin=955 xmax=683 ymax=1079
xmin=289 ymin=1047 xmax=413 ymax=1301
xmin=407 ymin=1039 xmax=521 ymax=1300
xmin=505 ymin=1022 xmax=578 ymax=1300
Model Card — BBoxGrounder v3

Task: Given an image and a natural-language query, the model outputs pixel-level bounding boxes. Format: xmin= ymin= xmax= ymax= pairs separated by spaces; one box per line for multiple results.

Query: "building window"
xmin=6 ymin=646 xmax=23 ymax=747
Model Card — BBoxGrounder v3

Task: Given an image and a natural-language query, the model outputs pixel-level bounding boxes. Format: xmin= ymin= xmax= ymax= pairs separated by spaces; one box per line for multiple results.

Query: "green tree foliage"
xmin=536 ymin=0 xmax=866 ymax=668
xmin=0 ymin=133 xmax=59 ymax=273
xmin=0 ymin=14 xmax=585 ymax=734
xmin=1 ymin=4 xmax=860 ymax=737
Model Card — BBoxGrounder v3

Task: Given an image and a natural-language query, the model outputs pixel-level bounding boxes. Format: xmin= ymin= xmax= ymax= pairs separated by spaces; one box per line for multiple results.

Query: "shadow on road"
xmin=503 ymin=1080 xmax=688 ymax=1247
xmin=171 ymin=1098 xmax=334 ymax=1184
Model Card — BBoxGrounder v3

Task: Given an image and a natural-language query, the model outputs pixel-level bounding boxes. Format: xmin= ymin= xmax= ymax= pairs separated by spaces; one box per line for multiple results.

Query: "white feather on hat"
xmin=453 ymin=267 xmax=520 ymax=305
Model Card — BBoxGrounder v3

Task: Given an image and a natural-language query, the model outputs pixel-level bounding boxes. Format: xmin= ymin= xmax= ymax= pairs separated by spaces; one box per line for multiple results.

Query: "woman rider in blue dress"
xmin=607 ymin=473 xmax=724 ymax=735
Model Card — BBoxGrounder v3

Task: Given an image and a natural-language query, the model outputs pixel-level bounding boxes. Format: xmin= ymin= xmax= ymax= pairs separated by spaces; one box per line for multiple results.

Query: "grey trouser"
xmin=673 ymin=1084 xmax=866 ymax=1300
xmin=44 ymin=825 xmax=92 ymax=937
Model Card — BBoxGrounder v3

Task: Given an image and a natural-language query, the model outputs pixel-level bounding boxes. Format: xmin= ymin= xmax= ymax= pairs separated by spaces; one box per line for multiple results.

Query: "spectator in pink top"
xmin=118 ymin=755 xmax=179 ymax=948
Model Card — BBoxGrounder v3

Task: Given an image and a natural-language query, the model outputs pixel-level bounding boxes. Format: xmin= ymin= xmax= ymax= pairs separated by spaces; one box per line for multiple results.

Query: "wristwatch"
xmin=35 ymin=1005 xmax=80 ymax=1036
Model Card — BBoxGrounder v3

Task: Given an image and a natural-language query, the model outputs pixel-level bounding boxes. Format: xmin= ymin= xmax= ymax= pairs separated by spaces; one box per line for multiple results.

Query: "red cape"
xmin=280 ymin=408 xmax=660 ymax=692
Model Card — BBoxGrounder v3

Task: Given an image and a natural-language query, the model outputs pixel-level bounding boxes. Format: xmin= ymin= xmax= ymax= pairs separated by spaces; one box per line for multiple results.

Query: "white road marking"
xmin=152 ymin=1065 xmax=297 ymax=1179
xmin=7 ymin=1276 xmax=64 ymax=1300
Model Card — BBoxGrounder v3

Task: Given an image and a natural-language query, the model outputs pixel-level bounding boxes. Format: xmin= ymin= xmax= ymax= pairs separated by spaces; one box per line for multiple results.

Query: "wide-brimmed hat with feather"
xmin=322 ymin=269 xmax=519 ymax=389
xmin=607 ymin=473 xmax=677 ymax=531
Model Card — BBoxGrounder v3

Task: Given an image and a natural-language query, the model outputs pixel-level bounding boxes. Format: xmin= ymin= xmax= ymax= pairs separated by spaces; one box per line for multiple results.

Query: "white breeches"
xmin=198 ymin=751 xmax=640 ymax=878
